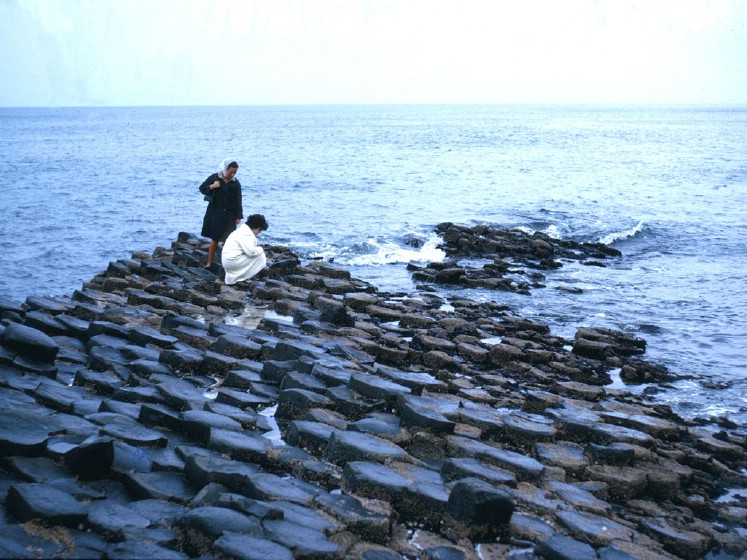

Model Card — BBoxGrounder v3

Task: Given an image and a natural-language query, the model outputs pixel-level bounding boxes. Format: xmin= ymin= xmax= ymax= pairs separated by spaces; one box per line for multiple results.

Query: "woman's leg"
xmin=206 ymin=239 xmax=218 ymax=268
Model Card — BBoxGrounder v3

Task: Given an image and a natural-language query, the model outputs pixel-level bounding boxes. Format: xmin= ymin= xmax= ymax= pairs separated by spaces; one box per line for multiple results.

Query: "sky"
xmin=1 ymin=0 xmax=746 ymax=107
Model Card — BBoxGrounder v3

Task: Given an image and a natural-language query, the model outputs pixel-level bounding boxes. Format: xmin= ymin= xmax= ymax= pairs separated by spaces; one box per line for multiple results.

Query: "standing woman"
xmin=199 ymin=157 xmax=243 ymax=269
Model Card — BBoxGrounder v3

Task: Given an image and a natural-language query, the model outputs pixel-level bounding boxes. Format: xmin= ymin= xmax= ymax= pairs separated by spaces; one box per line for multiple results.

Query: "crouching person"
xmin=221 ymin=214 xmax=269 ymax=285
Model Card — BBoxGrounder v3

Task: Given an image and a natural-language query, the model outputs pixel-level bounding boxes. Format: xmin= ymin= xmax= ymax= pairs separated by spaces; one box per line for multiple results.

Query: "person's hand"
xmin=211 ymin=180 xmax=220 ymax=190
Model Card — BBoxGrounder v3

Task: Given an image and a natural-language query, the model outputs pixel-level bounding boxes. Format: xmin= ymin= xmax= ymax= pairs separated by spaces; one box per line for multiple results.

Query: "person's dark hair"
xmin=228 ymin=161 xmax=238 ymax=170
xmin=246 ymin=214 xmax=268 ymax=231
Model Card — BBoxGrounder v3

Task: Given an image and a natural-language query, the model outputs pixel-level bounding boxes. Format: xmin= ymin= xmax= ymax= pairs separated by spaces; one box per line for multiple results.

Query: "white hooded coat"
xmin=221 ymin=224 xmax=266 ymax=285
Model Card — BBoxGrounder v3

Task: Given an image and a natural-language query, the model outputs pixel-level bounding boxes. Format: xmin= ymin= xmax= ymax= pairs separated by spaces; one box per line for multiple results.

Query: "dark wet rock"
xmin=213 ymin=533 xmax=293 ymax=560
xmin=441 ymin=457 xmax=517 ymax=487
xmin=585 ymin=465 xmax=648 ymax=502
xmin=0 ymin=410 xmax=50 ymax=456
xmin=208 ymin=428 xmax=268 ymax=462
xmin=343 ymin=460 xmax=411 ymax=502
xmin=262 ymin=518 xmax=340 ymax=558
xmin=276 ymin=387 xmax=332 ymax=420
xmin=121 ymin=471 xmax=196 ymax=503
xmin=106 ymin=540 xmax=189 ymax=559
xmin=6 ymin=482 xmax=88 ymax=526
xmin=573 ymin=327 xmax=646 ymax=360
xmin=111 ymin=440 xmax=154 ymax=474
xmin=1 ymin=322 xmax=59 ymax=363
xmin=1 ymin=230 xmax=743 ymax=560
xmin=639 ymin=518 xmax=710 ymax=558
xmin=99 ymin=414 xmax=169 ymax=447
xmin=556 ymin=509 xmax=635 ymax=546
xmin=349 ymin=372 xmax=411 ymax=406
xmin=159 ymin=346 xmax=205 ymax=374
xmin=534 ymin=533 xmax=598 ymax=560
xmin=398 ymin=393 xmax=457 ymax=434
xmin=446 ymin=435 xmax=545 ymax=481
xmin=63 ymin=435 xmax=114 ymax=480
xmin=325 ymin=430 xmax=410 ymax=465
xmin=181 ymin=409 xmax=242 ymax=442
xmin=443 ymin=477 xmax=514 ymax=540
xmin=285 ymin=420 xmax=339 ymax=455
xmin=174 ymin=506 xmax=263 ymax=556
xmin=535 ymin=441 xmax=588 ymax=476
xmin=87 ymin=501 xmax=151 ymax=534
xmin=183 ymin=453 xmax=261 ymax=493
xmin=0 ymin=455 xmax=74 ymax=483
xmin=314 ymin=492 xmax=391 ymax=544
xmin=244 ymin=472 xmax=322 ymax=504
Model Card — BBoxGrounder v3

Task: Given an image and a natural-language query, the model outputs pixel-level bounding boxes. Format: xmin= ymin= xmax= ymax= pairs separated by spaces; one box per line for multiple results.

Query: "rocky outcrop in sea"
xmin=0 ymin=224 xmax=745 ymax=559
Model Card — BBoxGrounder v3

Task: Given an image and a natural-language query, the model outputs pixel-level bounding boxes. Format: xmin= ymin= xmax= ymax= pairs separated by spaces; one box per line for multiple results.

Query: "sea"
xmin=1 ymin=104 xmax=746 ymax=429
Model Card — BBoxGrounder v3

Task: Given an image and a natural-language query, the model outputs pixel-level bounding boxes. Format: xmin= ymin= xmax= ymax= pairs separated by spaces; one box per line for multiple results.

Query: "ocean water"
xmin=1 ymin=104 xmax=746 ymax=427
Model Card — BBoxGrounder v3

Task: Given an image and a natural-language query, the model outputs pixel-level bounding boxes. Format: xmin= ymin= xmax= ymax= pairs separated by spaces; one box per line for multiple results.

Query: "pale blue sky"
xmin=1 ymin=0 xmax=746 ymax=106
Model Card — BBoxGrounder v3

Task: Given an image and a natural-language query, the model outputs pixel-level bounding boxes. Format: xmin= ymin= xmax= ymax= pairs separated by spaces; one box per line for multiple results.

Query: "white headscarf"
xmin=218 ymin=157 xmax=238 ymax=181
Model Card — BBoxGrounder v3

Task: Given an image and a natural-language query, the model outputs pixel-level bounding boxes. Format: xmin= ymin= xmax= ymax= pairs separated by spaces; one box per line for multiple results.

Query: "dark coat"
xmin=199 ymin=173 xmax=243 ymax=242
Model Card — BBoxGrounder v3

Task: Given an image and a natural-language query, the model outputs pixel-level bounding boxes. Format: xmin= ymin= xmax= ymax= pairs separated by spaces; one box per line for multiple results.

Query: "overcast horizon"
xmin=2 ymin=0 xmax=746 ymax=108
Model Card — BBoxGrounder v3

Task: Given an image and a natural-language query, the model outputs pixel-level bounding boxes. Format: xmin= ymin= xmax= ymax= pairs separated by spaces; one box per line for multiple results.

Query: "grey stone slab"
xmin=100 ymin=415 xmax=169 ymax=447
xmin=441 ymin=457 xmax=517 ymax=488
xmin=158 ymin=346 xmax=204 ymax=374
xmin=128 ymin=325 xmax=178 ymax=349
xmin=106 ymin=540 xmax=189 ymax=560
xmin=534 ymin=534 xmax=597 ymax=560
xmin=208 ymin=428 xmax=268 ymax=462
xmin=87 ymin=501 xmax=151 ymax=534
xmin=174 ymin=506 xmax=263 ymax=555
xmin=325 ymin=431 xmax=409 ymax=466
xmin=375 ymin=365 xmax=446 ymax=394
xmin=545 ymin=480 xmax=610 ymax=515
xmin=398 ymin=393 xmax=457 ymax=434
xmin=181 ymin=409 xmax=242 ymax=443
xmin=446 ymin=435 xmax=544 ymax=481
xmin=1 ymin=323 xmax=59 ymax=363
xmin=314 ymin=492 xmax=391 ymax=545
xmin=204 ymin=401 xmax=258 ymax=429
xmin=285 ymin=420 xmax=339 ymax=455
xmin=213 ymin=335 xmax=263 ymax=359
xmin=556 ymin=509 xmax=635 ymax=547
xmin=63 ymin=435 xmax=114 ymax=480
xmin=535 ymin=441 xmax=589 ymax=476
xmin=343 ymin=461 xmax=411 ymax=502
xmin=444 ymin=477 xmax=514 ymax=540
xmin=215 ymin=386 xmax=273 ymax=409
xmin=0 ymin=456 xmax=75 ymax=483
xmin=6 ymin=482 xmax=88 ymax=526
xmin=121 ymin=471 xmax=196 ymax=503
xmin=262 ymin=519 xmax=339 ymax=558
xmin=213 ymin=533 xmax=293 ymax=560
xmin=128 ymin=498 xmax=189 ymax=526
xmin=349 ymin=372 xmax=411 ymax=406
xmin=276 ymin=388 xmax=331 ymax=420
xmin=0 ymin=410 xmax=49 ymax=456
xmin=243 ymin=472 xmax=323 ymax=504
xmin=183 ymin=453 xmax=261 ymax=493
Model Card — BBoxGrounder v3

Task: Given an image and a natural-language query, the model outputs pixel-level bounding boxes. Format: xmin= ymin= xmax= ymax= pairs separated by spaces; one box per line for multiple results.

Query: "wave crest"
xmin=598 ymin=220 xmax=646 ymax=245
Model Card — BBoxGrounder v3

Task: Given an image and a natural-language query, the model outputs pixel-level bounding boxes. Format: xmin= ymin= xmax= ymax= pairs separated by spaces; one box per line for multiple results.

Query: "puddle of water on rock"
xmin=604 ymin=368 xmax=649 ymax=395
xmin=480 ymin=336 xmax=503 ymax=345
xmin=223 ymin=302 xmax=270 ymax=330
xmin=259 ymin=404 xmax=285 ymax=446
xmin=715 ymin=487 xmax=747 ymax=504
xmin=439 ymin=304 xmax=455 ymax=312
xmin=203 ymin=377 xmax=222 ymax=400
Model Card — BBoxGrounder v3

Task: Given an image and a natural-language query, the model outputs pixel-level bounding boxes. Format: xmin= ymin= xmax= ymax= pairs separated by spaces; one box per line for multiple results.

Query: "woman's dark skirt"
xmin=201 ymin=206 xmax=236 ymax=242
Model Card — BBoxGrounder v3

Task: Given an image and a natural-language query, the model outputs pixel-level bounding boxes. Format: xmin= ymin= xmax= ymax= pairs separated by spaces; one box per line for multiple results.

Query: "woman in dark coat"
xmin=199 ymin=157 xmax=243 ymax=269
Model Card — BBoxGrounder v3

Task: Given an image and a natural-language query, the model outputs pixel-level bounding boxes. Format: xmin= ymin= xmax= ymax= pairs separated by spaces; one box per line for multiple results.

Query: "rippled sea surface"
xmin=1 ymin=104 xmax=746 ymax=425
